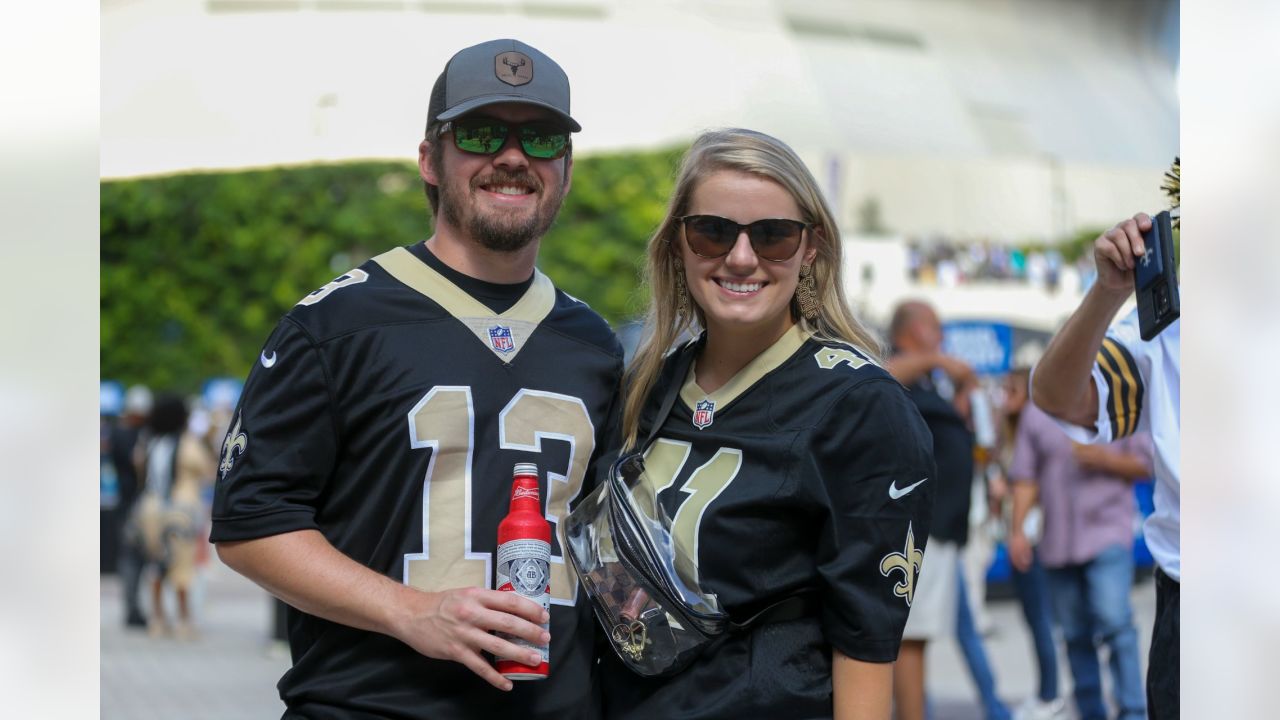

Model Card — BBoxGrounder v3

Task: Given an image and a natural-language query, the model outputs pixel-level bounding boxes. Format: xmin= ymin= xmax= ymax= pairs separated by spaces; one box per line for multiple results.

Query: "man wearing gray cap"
xmin=213 ymin=39 xmax=620 ymax=719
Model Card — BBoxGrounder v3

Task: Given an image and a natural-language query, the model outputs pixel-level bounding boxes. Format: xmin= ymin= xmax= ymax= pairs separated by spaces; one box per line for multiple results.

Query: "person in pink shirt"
xmin=1008 ymin=381 xmax=1152 ymax=720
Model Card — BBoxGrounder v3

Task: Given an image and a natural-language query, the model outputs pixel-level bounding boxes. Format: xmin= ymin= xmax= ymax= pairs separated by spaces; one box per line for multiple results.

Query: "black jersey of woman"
xmin=210 ymin=243 xmax=623 ymax=719
xmin=601 ymin=325 xmax=934 ymax=720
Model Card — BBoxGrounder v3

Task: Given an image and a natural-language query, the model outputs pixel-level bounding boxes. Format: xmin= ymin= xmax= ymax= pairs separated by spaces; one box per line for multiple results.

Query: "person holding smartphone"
xmin=1031 ymin=211 xmax=1180 ymax=719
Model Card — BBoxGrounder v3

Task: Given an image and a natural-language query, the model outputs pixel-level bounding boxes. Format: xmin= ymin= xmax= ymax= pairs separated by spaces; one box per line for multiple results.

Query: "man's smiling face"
xmin=428 ymin=102 xmax=572 ymax=253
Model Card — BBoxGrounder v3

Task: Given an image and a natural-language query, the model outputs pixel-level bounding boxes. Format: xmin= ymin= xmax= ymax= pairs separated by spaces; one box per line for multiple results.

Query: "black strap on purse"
xmin=728 ymin=591 xmax=820 ymax=633
xmin=639 ymin=340 xmax=699 ymax=449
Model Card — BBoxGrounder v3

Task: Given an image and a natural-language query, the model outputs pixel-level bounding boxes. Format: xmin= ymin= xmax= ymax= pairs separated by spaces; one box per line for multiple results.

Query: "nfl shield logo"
xmin=692 ymin=399 xmax=716 ymax=430
xmin=488 ymin=326 xmax=515 ymax=354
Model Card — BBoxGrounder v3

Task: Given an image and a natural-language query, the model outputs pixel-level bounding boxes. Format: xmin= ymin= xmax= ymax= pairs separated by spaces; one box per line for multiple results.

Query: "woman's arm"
xmin=833 ymin=650 xmax=893 ymax=720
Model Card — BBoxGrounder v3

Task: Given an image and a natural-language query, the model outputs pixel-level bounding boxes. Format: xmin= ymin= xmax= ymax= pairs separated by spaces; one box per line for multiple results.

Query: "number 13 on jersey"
xmin=402 ymin=386 xmax=595 ymax=606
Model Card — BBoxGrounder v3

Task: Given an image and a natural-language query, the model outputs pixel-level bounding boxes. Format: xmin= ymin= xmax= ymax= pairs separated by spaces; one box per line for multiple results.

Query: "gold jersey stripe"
xmin=1097 ymin=338 xmax=1144 ymax=437
xmin=679 ymin=324 xmax=810 ymax=411
xmin=1095 ymin=346 xmax=1128 ymax=436
xmin=372 ymin=246 xmax=555 ymax=324
xmin=1109 ymin=337 xmax=1145 ymax=434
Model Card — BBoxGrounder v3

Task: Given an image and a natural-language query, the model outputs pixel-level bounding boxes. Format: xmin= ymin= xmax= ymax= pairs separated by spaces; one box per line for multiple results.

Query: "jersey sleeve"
xmin=805 ymin=379 xmax=936 ymax=663
xmin=1037 ymin=307 xmax=1147 ymax=445
xmin=210 ymin=317 xmax=339 ymax=542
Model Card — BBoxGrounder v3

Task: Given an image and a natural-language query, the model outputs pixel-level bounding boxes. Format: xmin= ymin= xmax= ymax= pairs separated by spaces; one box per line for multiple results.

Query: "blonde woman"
xmin=132 ymin=394 xmax=216 ymax=639
xmin=600 ymin=129 xmax=935 ymax=720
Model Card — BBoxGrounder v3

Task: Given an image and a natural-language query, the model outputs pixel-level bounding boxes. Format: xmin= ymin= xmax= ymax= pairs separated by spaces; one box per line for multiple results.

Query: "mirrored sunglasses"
xmin=440 ymin=117 xmax=570 ymax=160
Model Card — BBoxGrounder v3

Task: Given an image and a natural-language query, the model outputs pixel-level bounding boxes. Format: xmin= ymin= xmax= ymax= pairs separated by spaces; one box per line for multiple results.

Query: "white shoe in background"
xmin=1014 ymin=697 xmax=1067 ymax=720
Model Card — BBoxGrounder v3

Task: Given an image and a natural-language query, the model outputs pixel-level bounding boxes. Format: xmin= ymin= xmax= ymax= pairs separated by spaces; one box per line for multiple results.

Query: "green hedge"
xmin=101 ymin=148 xmax=683 ymax=392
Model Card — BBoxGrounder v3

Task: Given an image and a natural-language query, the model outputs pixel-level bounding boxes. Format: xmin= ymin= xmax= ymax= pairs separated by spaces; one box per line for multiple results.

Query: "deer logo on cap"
xmin=495 ymin=51 xmax=533 ymax=86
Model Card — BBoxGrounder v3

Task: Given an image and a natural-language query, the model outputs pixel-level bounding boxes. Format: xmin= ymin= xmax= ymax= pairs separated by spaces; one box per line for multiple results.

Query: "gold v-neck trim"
xmin=374 ymin=246 xmax=554 ymax=322
xmin=373 ymin=246 xmax=556 ymax=361
xmin=680 ymin=324 xmax=810 ymax=411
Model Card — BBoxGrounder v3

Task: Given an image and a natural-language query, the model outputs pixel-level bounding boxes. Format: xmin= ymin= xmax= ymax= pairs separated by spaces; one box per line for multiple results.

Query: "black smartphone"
xmin=1134 ymin=210 xmax=1179 ymax=340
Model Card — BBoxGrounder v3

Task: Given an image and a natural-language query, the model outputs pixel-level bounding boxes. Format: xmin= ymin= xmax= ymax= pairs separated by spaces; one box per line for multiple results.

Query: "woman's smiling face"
xmin=679 ymin=169 xmax=817 ymax=340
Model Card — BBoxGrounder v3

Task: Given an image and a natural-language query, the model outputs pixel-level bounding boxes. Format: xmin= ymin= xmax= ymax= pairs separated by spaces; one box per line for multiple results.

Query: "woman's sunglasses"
xmin=439 ymin=117 xmax=571 ymax=160
xmin=677 ymin=215 xmax=811 ymax=262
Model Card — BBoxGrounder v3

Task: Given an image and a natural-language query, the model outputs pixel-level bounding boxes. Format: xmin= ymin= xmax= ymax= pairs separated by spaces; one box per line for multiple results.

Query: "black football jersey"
xmin=600 ymin=326 xmax=934 ymax=720
xmin=210 ymin=244 xmax=623 ymax=720
xmin=902 ymin=371 xmax=974 ymax=545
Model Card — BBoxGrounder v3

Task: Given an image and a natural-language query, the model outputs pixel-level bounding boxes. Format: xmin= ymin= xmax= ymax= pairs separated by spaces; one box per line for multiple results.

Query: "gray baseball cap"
xmin=427 ymin=39 xmax=580 ymax=133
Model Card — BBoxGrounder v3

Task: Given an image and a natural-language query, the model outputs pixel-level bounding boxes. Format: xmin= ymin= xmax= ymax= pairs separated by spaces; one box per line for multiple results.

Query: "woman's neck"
xmin=695 ymin=317 xmax=796 ymax=394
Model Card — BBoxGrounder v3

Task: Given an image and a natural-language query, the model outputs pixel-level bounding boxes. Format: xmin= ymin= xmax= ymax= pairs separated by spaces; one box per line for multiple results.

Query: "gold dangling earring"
xmin=797 ymin=264 xmax=819 ymax=320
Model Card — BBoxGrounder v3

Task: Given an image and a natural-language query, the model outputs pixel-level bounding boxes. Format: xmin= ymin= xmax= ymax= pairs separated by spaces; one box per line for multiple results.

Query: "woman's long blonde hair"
xmin=620 ymin=128 xmax=883 ymax=450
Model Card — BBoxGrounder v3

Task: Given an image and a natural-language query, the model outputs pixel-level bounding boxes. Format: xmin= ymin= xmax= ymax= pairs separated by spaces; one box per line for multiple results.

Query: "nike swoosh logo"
xmin=260 ymin=351 xmax=277 ymax=368
xmin=889 ymin=478 xmax=927 ymax=500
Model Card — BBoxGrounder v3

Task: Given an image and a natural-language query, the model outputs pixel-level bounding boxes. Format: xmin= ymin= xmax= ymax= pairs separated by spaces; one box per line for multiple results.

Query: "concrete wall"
xmin=103 ymin=0 xmax=1178 ymax=243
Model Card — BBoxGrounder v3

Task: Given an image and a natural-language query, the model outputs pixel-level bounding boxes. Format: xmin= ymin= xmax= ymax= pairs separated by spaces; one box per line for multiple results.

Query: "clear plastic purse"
xmin=564 ymin=347 xmax=814 ymax=676
xmin=563 ymin=450 xmax=729 ymax=676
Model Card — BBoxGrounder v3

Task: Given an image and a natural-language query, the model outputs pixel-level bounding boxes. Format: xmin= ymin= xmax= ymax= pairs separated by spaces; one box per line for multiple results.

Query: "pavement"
xmin=101 ymin=555 xmax=1156 ymax=719
xmin=101 ymin=559 xmax=290 ymax=719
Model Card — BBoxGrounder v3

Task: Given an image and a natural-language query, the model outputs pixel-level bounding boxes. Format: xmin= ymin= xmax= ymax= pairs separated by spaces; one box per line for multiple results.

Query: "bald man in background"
xmin=886 ymin=301 xmax=985 ymax=720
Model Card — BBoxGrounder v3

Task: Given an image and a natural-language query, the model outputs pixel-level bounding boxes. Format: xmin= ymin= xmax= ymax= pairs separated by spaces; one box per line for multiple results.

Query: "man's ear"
xmin=562 ymin=152 xmax=573 ymax=194
xmin=419 ymin=139 xmax=437 ymax=185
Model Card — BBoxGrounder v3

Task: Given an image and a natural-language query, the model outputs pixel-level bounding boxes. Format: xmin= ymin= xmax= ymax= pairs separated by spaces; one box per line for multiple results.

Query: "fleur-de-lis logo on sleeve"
xmin=880 ymin=522 xmax=925 ymax=606
xmin=219 ymin=413 xmax=248 ymax=480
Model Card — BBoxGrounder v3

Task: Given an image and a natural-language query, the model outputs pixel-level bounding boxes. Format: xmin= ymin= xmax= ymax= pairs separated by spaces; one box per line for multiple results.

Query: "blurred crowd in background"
xmin=99 ymin=381 xmax=237 ymax=640
xmin=906 ymin=240 xmax=1095 ymax=295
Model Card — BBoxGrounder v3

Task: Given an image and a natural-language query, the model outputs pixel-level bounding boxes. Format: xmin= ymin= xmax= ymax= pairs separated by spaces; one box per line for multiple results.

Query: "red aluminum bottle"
xmin=495 ymin=462 xmax=551 ymax=680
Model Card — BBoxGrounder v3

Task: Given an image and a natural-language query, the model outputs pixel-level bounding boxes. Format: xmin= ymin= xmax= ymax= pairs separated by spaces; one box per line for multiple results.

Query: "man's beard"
xmin=437 ymin=167 xmax=566 ymax=253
